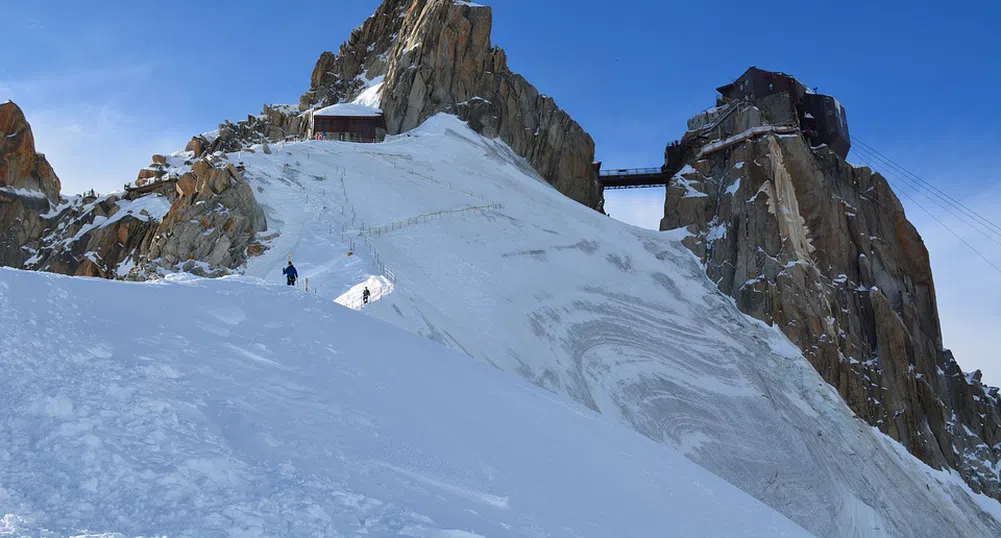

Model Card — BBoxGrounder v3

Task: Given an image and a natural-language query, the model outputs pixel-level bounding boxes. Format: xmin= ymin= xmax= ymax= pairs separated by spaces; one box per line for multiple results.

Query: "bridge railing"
xmin=598 ymin=167 xmax=663 ymax=177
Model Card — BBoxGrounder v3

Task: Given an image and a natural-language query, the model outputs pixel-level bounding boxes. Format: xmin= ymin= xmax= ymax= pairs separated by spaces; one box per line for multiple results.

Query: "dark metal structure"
xmin=717 ymin=67 xmax=807 ymax=102
xmin=597 ymin=167 xmax=667 ymax=190
xmin=800 ymin=93 xmax=851 ymax=158
xmin=717 ymin=67 xmax=851 ymax=158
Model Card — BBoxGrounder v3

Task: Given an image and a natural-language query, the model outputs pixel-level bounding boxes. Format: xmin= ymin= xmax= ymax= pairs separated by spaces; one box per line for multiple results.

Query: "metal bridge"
xmin=598 ymin=167 xmax=668 ymax=190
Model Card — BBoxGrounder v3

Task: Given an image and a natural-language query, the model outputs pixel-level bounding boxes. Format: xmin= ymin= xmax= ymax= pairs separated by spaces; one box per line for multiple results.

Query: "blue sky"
xmin=4 ymin=0 xmax=1000 ymax=381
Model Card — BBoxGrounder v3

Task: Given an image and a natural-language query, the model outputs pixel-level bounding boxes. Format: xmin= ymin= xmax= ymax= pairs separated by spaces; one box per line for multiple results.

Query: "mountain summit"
xmin=300 ymin=0 xmax=602 ymax=210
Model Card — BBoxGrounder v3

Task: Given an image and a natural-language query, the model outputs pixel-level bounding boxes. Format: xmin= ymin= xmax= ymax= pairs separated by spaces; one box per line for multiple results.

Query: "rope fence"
xmin=357 ymin=203 xmax=504 ymax=238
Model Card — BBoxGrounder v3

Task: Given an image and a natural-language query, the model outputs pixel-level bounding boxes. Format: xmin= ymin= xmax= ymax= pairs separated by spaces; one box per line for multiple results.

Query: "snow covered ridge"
xmin=223 ymin=114 xmax=1001 ymax=536
xmin=0 ymin=268 xmax=810 ymax=537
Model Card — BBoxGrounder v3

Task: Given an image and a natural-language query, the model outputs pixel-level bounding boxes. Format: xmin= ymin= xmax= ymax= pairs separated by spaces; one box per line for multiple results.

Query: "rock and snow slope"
xmin=223 ymin=115 xmax=1001 ymax=536
xmin=0 ymin=268 xmax=811 ymax=537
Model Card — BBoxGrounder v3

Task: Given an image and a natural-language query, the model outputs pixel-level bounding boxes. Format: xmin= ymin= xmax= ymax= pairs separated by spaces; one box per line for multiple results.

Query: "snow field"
xmin=0 ymin=268 xmax=810 ymax=537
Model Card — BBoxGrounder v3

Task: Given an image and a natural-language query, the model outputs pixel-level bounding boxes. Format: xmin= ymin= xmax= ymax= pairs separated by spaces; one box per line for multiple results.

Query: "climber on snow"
xmin=283 ymin=261 xmax=298 ymax=286
xmin=362 ymin=286 xmax=371 ymax=305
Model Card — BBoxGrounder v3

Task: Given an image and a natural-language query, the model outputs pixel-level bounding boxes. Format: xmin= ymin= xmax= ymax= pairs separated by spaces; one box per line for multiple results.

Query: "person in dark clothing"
xmin=362 ymin=287 xmax=371 ymax=305
xmin=283 ymin=262 xmax=298 ymax=286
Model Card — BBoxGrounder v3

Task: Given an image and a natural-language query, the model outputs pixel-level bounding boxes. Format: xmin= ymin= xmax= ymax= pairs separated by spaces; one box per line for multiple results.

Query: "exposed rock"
xmin=138 ymin=159 xmax=267 ymax=277
xmin=0 ymin=101 xmax=61 ymax=201
xmin=661 ymin=102 xmax=1001 ymax=500
xmin=0 ymin=101 xmax=268 ymax=281
xmin=300 ymin=0 xmax=603 ymax=210
xmin=0 ymin=101 xmax=62 ymax=268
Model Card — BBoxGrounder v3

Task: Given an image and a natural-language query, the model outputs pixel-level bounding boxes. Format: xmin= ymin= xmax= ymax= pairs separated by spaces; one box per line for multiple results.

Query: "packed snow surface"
xmin=233 ymin=114 xmax=1001 ymax=537
xmin=313 ymin=102 xmax=383 ymax=117
xmin=0 ymin=268 xmax=810 ymax=537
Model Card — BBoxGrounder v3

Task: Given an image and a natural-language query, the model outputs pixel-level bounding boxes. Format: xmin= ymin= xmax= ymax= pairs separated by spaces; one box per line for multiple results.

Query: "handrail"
xmin=598 ymin=168 xmax=663 ymax=177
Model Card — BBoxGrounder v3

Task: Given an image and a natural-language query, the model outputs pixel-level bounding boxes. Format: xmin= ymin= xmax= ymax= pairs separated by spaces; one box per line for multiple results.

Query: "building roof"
xmin=716 ymin=66 xmax=803 ymax=96
xmin=313 ymin=103 xmax=383 ymax=118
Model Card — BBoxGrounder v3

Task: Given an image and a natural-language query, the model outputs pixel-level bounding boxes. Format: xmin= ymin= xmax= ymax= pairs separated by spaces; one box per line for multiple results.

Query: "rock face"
xmin=0 ymin=101 xmax=60 ymax=200
xmin=181 ymin=104 xmax=307 ymax=162
xmin=0 ymin=101 xmax=267 ymax=280
xmin=137 ymin=159 xmax=267 ymax=277
xmin=661 ymin=102 xmax=1001 ymax=499
xmin=300 ymin=0 xmax=603 ymax=210
xmin=0 ymin=101 xmax=61 ymax=267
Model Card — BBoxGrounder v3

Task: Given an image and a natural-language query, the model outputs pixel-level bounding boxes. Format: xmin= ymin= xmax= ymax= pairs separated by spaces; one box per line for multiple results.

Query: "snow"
xmin=725 ymin=178 xmax=742 ymax=196
xmin=314 ymin=102 xmax=383 ymax=117
xmin=14 ymin=113 xmax=1001 ymax=536
xmin=0 ymin=186 xmax=47 ymax=200
xmin=335 ymin=274 xmax=394 ymax=310
xmin=110 ymin=194 xmax=172 ymax=223
xmin=220 ymin=113 xmax=1001 ymax=536
xmin=698 ymin=124 xmax=798 ymax=158
xmin=0 ymin=268 xmax=809 ymax=537
xmin=706 ymin=222 xmax=728 ymax=241
xmin=671 ymin=167 xmax=709 ymax=199
xmin=352 ymin=77 xmax=385 ymax=109
xmin=58 ymin=195 xmax=171 ymax=247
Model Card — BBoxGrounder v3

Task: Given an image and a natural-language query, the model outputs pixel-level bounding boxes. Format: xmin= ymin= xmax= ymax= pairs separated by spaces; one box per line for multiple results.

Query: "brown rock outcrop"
xmin=137 ymin=159 xmax=267 ymax=277
xmin=0 ymin=101 xmax=62 ymax=267
xmin=300 ymin=0 xmax=603 ymax=210
xmin=661 ymin=103 xmax=1001 ymax=499
xmin=0 ymin=101 xmax=268 ymax=280
xmin=0 ymin=101 xmax=60 ymax=201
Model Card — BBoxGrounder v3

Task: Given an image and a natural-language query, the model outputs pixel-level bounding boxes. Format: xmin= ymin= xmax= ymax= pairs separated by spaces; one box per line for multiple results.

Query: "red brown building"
xmin=310 ymin=103 xmax=387 ymax=143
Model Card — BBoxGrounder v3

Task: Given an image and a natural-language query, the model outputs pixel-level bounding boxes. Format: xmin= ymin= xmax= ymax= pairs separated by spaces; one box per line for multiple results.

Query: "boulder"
xmin=184 ymin=137 xmax=204 ymax=156
xmin=143 ymin=161 xmax=266 ymax=276
xmin=175 ymin=173 xmax=197 ymax=198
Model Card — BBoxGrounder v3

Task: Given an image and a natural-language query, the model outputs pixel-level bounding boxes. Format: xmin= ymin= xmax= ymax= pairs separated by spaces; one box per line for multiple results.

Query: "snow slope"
xmin=0 ymin=268 xmax=810 ymax=537
xmin=232 ymin=114 xmax=1001 ymax=537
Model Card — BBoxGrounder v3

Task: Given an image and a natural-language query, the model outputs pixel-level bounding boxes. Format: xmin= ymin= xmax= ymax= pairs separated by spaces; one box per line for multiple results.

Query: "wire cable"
xmin=849 ymin=143 xmax=1001 ymax=250
xmin=851 ymin=136 xmax=1001 ymax=237
xmin=846 ymin=144 xmax=1001 ymax=276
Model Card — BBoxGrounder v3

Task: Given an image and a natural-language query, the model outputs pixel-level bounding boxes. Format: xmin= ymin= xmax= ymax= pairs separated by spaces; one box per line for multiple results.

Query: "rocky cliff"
xmin=300 ymin=0 xmax=603 ymax=210
xmin=661 ymin=103 xmax=1001 ymax=499
xmin=0 ymin=101 xmax=267 ymax=279
xmin=0 ymin=101 xmax=61 ymax=267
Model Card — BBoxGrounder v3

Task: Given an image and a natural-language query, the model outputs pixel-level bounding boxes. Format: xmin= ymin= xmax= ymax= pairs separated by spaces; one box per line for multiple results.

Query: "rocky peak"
xmin=300 ymin=0 xmax=603 ymax=210
xmin=0 ymin=101 xmax=61 ymax=202
xmin=300 ymin=0 xmax=410 ymax=110
xmin=661 ymin=84 xmax=1001 ymax=500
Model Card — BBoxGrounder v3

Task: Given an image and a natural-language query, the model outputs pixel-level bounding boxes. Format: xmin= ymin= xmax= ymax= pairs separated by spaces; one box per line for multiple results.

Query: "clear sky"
xmin=4 ymin=0 xmax=1000 ymax=382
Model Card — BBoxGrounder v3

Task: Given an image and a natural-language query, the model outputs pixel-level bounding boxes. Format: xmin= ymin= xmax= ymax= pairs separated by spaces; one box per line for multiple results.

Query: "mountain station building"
xmin=310 ymin=103 xmax=387 ymax=143
xmin=715 ymin=67 xmax=851 ymax=158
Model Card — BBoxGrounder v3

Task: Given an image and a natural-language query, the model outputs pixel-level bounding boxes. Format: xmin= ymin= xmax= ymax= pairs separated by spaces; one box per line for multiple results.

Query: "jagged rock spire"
xmin=301 ymin=0 xmax=603 ymax=210
xmin=0 ymin=101 xmax=61 ymax=202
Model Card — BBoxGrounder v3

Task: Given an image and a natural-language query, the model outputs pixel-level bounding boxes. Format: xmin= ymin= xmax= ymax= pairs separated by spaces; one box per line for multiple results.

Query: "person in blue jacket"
xmin=283 ymin=261 xmax=298 ymax=286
